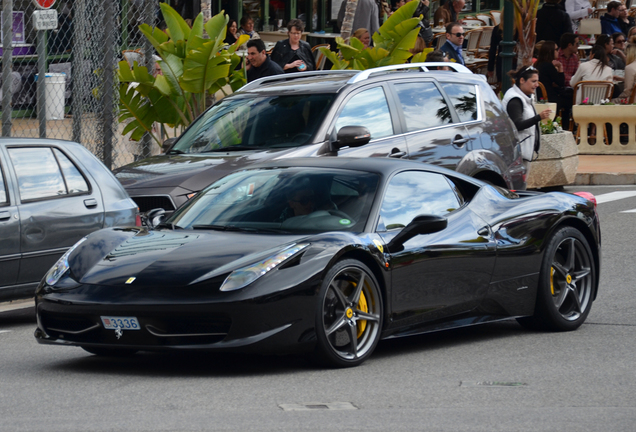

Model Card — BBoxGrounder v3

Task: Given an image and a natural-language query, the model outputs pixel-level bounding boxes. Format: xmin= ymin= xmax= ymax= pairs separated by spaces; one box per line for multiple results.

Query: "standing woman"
xmin=536 ymin=41 xmax=573 ymax=129
xmin=502 ymin=66 xmax=553 ymax=169
xmin=565 ymin=0 xmax=594 ymax=33
xmin=270 ymin=19 xmax=316 ymax=73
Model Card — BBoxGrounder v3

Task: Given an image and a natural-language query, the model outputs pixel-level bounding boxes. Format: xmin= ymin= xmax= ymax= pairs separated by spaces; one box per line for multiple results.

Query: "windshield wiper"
xmin=207 ymin=145 xmax=261 ymax=152
xmin=155 ymin=222 xmax=181 ymax=230
xmin=167 ymin=149 xmax=186 ymax=155
xmin=192 ymin=224 xmax=285 ymax=233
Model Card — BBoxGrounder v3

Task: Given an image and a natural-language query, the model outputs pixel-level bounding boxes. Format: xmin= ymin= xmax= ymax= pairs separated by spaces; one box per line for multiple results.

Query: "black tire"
xmin=517 ymin=227 xmax=596 ymax=331
xmin=315 ymin=259 xmax=383 ymax=368
xmin=82 ymin=346 xmax=138 ymax=357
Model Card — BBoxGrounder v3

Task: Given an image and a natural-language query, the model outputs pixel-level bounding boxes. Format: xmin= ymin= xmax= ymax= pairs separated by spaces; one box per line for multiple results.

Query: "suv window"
xmin=173 ymin=94 xmax=334 ymax=153
xmin=439 ymin=83 xmax=479 ymax=123
xmin=378 ymin=171 xmax=461 ymax=230
xmin=393 ymin=82 xmax=453 ymax=131
xmin=8 ymin=147 xmax=89 ymax=201
xmin=335 ymin=86 xmax=393 ymax=139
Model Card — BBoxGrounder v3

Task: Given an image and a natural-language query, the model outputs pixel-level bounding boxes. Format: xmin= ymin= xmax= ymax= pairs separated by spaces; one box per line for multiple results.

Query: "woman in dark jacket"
xmin=270 ymin=19 xmax=316 ymax=73
xmin=536 ymin=40 xmax=572 ymax=129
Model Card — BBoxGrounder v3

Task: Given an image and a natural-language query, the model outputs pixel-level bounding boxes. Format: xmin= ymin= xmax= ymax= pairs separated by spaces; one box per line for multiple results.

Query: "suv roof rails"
xmin=240 ymin=70 xmax=356 ymax=91
xmin=347 ymin=62 xmax=472 ymax=83
xmin=239 ymin=62 xmax=473 ymax=92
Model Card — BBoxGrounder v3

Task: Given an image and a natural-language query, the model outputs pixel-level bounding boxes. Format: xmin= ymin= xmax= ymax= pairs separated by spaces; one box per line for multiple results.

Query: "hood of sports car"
xmin=69 ymin=228 xmax=309 ymax=288
xmin=113 ymin=146 xmax=319 ymax=192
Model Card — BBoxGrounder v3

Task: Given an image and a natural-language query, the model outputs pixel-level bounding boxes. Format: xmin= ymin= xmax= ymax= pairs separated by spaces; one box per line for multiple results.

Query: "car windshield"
xmin=171 ymin=94 xmax=335 ymax=153
xmin=169 ymin=168 xmax=379 ymax=233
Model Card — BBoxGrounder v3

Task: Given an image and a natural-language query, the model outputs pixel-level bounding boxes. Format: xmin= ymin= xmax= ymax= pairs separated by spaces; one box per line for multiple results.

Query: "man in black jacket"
xmin=440 ymin=22 xmax=465 ymax=65
xmin=536 ymin=0 xmax=573 ymax=44
xmin=246 ymin=39 xmax=284 ymax=83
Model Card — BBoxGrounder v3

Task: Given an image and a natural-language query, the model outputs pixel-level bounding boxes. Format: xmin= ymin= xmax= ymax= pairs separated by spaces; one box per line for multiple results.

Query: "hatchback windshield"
xmin=171 ymin=94 xmax=335 ymax=153
xmin=169 ymin=168 xmax=379 ymax=233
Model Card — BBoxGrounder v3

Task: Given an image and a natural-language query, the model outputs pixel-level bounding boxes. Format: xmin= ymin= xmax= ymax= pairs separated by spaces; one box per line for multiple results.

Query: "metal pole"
xmin=72 ymin=0 xmax=85 ymax=143
xmin=2 ymin=0 xmax=13 ymax=136
xmin=140 ymin=0 xmax=155 ymax=159
xmin=37 ymin=29 xmax=46 ymax=138
xmin=500 ymin=1 xmax=516 ymax=93
xmin=102 ymin=0 xmax=115 ymax=169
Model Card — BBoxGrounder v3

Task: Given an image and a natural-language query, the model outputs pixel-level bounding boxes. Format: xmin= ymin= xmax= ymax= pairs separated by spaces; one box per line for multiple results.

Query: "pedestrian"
xmin=565 ymin=0 xmax=594 ymax=33
xmin=246 ymin=39 xmax=284 ymax=82
xmin=270 ymin=19 xmax=316 ymax=72
xmin=502 ymin=66 xmax=553 ymax=170
xmin=535 ymin=0 xmax=573 ymax=45
xmin=600 ymin=1 xmax=623 ymax=36
xmin=440 ymin=22 xmax=465 ymax=65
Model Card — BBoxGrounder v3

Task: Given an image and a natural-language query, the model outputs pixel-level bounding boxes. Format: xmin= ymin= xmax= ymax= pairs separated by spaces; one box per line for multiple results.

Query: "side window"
xmin=0 ymin=158 xmax=7 ymax=205
xmin=8 ymin=147 xmax=88 ymax=201
xmin=53 ymin=149 xmax=89 ymax=194
xmin=378 ymin=171 xmax=461 ymax=230
xmin=393 ymin=82 xmax=453 ymax=131
xmin=439 ymin=83 xmax=479 ymax=123
xmin=335 ymin=87 xmax=393 ymax=139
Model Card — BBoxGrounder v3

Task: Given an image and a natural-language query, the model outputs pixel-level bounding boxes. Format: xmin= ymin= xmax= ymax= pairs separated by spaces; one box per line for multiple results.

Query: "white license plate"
xmin=101 ymin=316 xmax=141 ymax=330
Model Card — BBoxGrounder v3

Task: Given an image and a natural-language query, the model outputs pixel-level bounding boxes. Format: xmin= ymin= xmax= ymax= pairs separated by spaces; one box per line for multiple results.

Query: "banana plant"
xmin=319 ymin=0 xmax=422 ymax=70
xmin=118 ymin=4 xmax=249 ymax=146
xmin=507 ymin=0 xmax=540 ymax=67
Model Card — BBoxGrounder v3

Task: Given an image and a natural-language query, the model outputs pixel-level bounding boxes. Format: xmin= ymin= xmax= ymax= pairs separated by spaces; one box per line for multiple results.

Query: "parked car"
xmin=0 ymin=138 xmax=139 ymax=301
xmin=114 ymin=64 xmax=527 ymax=216
xmin=35 ymin=158 xmax=600 ymax=367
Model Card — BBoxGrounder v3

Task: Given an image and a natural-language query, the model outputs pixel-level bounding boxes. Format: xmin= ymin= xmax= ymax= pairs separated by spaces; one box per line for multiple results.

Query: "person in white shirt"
xmin=570 ymin=45 xmax=614 ymax=102
xmin=565 ymin=0 xmax=594 ymax=33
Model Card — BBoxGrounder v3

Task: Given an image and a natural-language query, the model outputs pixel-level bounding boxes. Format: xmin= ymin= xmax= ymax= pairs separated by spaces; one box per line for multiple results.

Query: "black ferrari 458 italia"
xmin=35 ymin=158 xmax=601 ymax=367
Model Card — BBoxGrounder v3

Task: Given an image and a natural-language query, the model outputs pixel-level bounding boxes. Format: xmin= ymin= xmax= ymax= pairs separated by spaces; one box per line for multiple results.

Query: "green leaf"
xmin=160 ymin=2 xmax=191 ymax=42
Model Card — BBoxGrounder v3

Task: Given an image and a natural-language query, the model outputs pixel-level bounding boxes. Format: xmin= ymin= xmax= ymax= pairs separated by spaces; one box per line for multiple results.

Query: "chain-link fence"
xmin=1 ymin=0 xmax=162 ymax=169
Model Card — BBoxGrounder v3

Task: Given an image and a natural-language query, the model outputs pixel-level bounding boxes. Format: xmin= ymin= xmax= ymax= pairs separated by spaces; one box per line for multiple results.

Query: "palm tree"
xmin=507 ymin=0 xmax=540 ymax=67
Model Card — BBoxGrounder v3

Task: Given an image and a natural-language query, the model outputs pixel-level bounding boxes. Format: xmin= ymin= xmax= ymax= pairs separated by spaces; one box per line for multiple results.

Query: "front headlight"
xmin=220 ymin=243 xmax=310 ymax=292
xmin=44 ymin=237 xmax=87 ymax=286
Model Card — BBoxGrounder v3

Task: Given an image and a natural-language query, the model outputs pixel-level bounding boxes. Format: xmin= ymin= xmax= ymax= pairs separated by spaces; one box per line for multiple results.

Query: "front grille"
xmin=131 ymin=195 xmax=176 ymax=212
xmin=40 ymin=310 xmax=232 ymax=347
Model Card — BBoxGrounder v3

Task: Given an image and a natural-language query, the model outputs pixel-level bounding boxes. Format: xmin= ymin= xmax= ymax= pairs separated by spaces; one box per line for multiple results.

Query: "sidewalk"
xmin=575 ymin=155 xmax=636 ymax=185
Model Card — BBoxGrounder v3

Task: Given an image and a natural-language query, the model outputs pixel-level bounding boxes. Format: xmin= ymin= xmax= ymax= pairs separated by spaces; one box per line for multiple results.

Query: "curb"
xmin=575 ymin=173 xmax=636 ymax=185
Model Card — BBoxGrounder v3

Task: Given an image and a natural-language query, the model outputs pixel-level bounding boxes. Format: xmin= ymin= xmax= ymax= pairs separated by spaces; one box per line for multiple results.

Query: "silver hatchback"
xmin=0 ymin=139 xmax=139 ymax=301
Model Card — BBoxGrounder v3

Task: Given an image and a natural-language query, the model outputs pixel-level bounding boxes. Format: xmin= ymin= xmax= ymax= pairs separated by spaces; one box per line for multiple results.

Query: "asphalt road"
xmin=1 ymin=185 xmax=635 ymax=432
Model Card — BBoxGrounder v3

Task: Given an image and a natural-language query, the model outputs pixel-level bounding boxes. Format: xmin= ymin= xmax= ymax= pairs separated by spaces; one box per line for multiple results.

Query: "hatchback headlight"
xmin=220 ymin=243 xmax=309 ymax=292
xmin=45 ymin=238 xmax=87 ymax=286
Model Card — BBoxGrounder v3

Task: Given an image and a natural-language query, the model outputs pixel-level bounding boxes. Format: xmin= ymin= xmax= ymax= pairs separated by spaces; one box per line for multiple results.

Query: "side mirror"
xmin=331 ymin=126 xmax=371 ymax=151
xmin=143 ymin=208 xmax=166 ymax=228
xmin=162 ymin=137 xmax=177 ymax=153
xmin=387 ymin=215 xmax=448 ymax=252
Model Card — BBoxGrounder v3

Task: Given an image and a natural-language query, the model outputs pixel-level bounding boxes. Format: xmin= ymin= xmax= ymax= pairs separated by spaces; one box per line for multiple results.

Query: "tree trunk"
xmin=340 ymin=0 xmax=359 ymax=42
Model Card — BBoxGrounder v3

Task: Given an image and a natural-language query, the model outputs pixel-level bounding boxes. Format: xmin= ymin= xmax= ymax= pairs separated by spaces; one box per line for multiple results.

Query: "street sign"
xmin=32 ymin=0 xmax=56 ymax=9
xmin=32 ymin=10 xmax=58 ymax=31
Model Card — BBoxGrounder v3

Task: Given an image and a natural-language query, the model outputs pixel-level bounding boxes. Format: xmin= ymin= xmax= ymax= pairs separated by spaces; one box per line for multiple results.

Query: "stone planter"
xmin=526 ymin=131 xmax=579 ymax=189
xmin=572 ymin=104 xmax=636 ymax=154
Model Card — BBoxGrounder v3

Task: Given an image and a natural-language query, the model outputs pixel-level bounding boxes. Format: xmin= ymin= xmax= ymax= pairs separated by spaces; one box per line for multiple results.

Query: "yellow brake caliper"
xmin=357 ymin=287 xmax=368 ymax=338
xmin=550 ymin=267 xmax=555 ymax=295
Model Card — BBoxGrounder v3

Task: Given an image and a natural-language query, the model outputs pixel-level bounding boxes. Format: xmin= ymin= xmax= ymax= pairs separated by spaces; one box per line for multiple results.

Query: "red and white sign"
xmin=32 ymin=0 xmax=56 ymax=10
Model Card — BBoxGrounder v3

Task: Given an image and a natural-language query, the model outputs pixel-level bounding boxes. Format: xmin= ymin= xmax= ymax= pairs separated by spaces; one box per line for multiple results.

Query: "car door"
xmin=0 ymin=149 xmax=20 ymax=291
xmin=389 ymin=80 xmax=473 ymax=170
xmin=331 ymin=84 xmax=408 ymax=159
xmin=376 ymin=171 xmax=497 ymax=327
xmin=7 ymin=146 xmax=105 ymax=286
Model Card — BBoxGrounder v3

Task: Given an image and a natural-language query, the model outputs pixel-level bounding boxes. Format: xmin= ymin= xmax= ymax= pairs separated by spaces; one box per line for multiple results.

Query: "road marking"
xmin=595 ymin=191 xmax=636 ymax=204
xmin=621 ymin=209 xmax=636 ymax=213
xmin=0 ymin=330 xmax=11 ymax=334
xmin=279 ymin=402 xmax=358 ymax=411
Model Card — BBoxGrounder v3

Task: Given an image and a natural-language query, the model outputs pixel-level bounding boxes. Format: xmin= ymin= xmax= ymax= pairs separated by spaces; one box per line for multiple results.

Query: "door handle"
xmin=388 ymin=148 xmax=407 ymax=158
xmin=0 ymin=210 xmax=9 ymax=221
xmin=84 ymin=198 xmax=98 ymax=208
xmin=453 ymin=136 xmax=469 ymax=146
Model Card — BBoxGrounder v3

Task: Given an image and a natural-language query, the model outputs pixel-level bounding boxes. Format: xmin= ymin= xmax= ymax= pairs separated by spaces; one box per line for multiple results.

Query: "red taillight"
xmin=573 ymin=192 xmax=597 ymax=208
xmin=135 ymin=208 xmax=142 ymax=227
